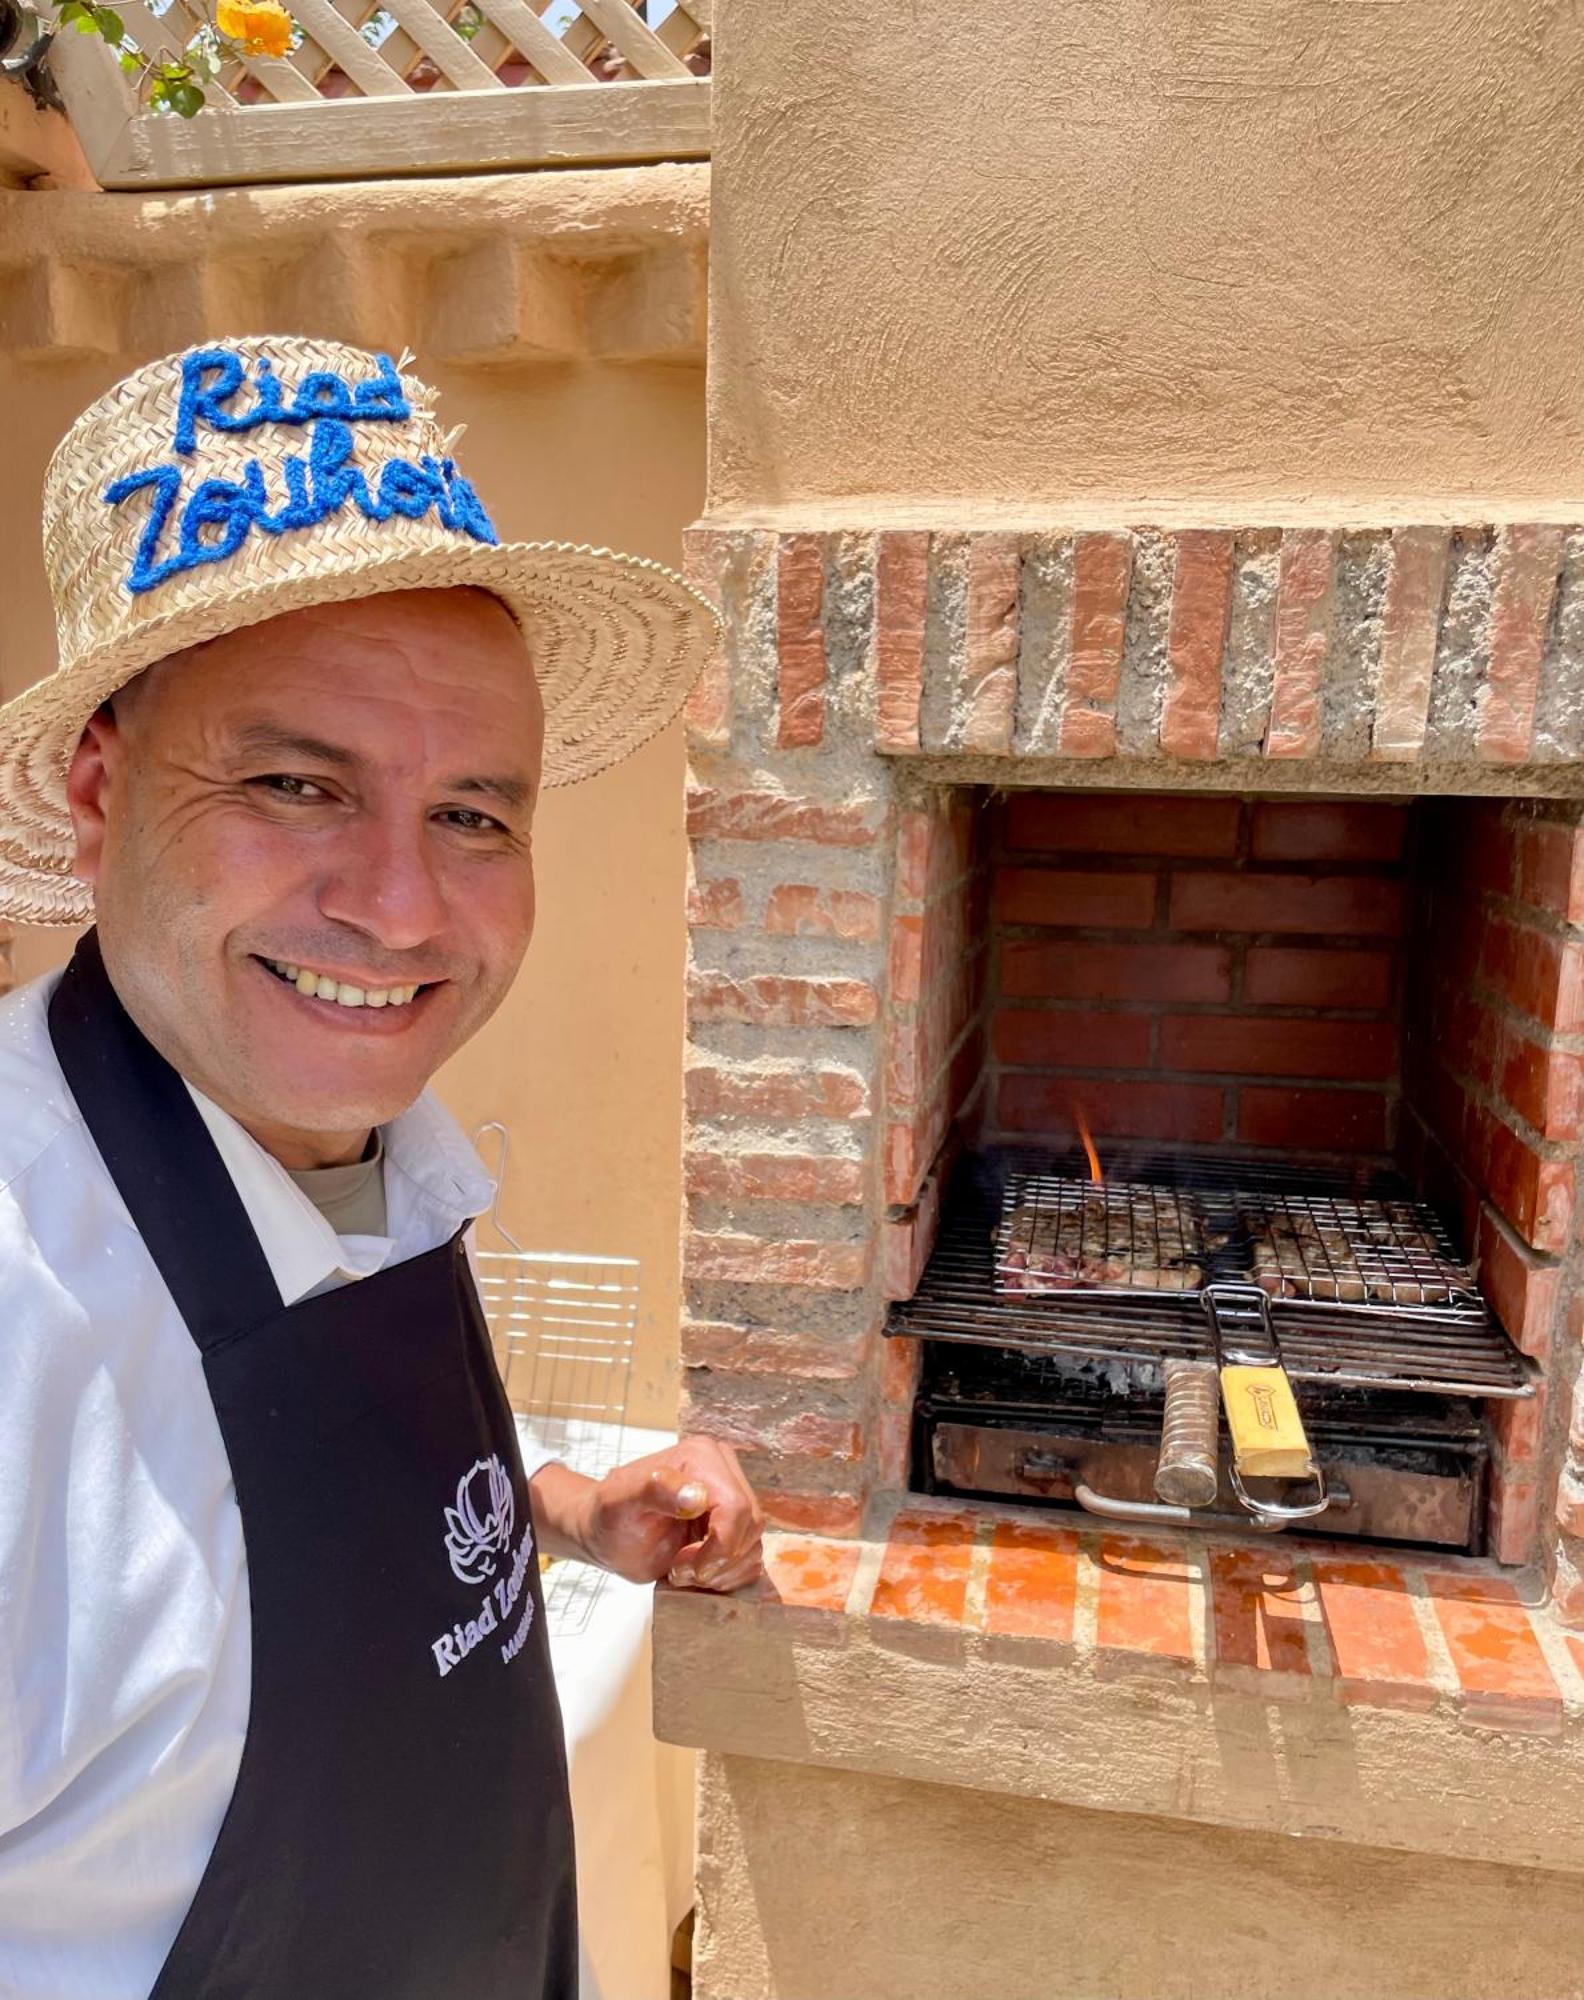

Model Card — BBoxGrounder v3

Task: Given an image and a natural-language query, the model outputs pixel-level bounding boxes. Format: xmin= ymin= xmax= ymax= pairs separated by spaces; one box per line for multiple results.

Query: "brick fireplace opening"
xmin=679 ymin=523 xmax=1584 ymax=1626
xmin=877 ymin=785 xmax=1580 ymax=1569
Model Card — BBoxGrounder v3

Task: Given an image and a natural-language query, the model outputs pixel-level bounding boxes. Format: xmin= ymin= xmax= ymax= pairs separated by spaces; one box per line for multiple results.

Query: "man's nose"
xmin=316 ymin=816 xmax=448 ymax=951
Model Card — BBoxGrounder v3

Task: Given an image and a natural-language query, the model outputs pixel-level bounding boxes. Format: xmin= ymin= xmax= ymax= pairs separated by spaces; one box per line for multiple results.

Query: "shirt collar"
xmin=183 ymin=1082 xmax=495 ymax=1306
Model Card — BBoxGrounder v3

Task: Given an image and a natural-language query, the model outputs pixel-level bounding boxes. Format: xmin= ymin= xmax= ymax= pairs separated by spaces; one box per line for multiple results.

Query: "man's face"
xmin=66 ymin=587 xmax=544 ymax=1165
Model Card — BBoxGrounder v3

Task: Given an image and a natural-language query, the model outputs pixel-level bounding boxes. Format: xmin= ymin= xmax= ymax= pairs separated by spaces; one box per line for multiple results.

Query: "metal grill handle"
xmin=1154 ymin=1358 xmax=1220 ymax=1509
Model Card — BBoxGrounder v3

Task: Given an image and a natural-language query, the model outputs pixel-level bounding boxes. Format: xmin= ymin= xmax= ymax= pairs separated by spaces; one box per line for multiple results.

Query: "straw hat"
xmin=0 ymin=334 xmax=720 ymax=927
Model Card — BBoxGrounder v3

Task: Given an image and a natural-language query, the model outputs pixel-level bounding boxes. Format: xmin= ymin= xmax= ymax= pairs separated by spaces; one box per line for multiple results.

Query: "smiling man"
xmin=0 ymin=337 xmax=761 ymax=2000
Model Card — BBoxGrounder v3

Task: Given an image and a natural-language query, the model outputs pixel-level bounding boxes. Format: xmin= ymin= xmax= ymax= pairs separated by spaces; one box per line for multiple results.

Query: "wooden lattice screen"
xmin=44 ymin=0 xmax=709 ymax=188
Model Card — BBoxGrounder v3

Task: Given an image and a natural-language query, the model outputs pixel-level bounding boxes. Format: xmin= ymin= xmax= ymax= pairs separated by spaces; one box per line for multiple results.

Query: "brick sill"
xmin=654 ymin=1500 xmax=1584 ymax=1877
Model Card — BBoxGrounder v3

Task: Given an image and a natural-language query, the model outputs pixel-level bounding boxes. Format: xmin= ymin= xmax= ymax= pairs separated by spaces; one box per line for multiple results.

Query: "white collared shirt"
xmin=0 ymin=969 xmax=552 ymax=1999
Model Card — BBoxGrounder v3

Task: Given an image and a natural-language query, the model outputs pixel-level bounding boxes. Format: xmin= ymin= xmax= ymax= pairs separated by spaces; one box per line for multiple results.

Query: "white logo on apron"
xmin=443 ymin=1454 xmax=515 ymax=1584
xmin=430 ymin=1455 xmax=535 ymax=1679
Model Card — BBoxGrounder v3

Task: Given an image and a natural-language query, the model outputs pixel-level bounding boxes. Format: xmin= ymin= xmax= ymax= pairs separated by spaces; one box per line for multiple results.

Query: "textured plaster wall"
xmin=695 ymin=1753 xmax=1584 ymax=2000
xmin=708 ymin=0 xmax=1584 ymax=522
xmin=1 ymin=177 xmax=706 ymax=1422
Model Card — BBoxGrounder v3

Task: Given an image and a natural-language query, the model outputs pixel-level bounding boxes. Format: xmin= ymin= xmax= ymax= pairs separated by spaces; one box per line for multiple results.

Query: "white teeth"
xmin=266 ymin=959 xmax=422 ymax=1010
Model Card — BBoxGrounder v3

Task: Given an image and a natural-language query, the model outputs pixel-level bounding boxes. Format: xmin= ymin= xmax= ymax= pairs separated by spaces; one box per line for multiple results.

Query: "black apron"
xmin=48 ymin=930 xmax=578 ymax=2000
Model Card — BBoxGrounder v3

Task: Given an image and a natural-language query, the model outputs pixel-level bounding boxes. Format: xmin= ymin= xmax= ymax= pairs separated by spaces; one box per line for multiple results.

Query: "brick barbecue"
xmin=679 ymin=521 xmax=1584 ymax=1642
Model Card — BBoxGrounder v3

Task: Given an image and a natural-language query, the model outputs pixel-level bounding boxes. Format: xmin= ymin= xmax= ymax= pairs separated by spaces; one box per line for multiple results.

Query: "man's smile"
xmin=253 ymin=954 xmax=441 ymax=1019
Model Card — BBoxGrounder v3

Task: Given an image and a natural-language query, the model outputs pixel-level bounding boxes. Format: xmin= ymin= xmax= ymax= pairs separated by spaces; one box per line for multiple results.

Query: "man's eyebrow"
xmin=228 ymin=722 xmax=359 ymax=768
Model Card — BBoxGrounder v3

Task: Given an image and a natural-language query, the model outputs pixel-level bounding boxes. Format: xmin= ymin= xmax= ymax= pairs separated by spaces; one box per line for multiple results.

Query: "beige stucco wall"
xmin=708 ymin=0 xmax=1584 ymax=522
xmin=1 ymin=172 xmax=705 ymax=1423
xmin=695 ymin=1753 xmax=1584 ymax=2000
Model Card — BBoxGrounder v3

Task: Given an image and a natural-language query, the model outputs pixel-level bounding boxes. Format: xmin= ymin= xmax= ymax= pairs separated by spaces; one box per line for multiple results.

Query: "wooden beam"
xmin=89 ymin=74 xmax=709 ymax=187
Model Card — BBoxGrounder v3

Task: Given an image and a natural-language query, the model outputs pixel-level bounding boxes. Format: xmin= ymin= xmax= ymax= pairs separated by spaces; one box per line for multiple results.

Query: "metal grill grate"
xmin=890 ymin=1146 xmax=1533 ymax=1401
xmin=471 ymin=1123 xmax=638 ymax=1635
xmin=996 ymin=1176 xmax=1208 ymax=1293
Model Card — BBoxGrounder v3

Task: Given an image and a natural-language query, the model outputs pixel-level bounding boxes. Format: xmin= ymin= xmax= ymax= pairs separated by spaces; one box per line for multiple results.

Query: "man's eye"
xmin=440 ymin=807 xmax=507 ymax=835
xmin=253 ymin=774 xmax=328 ymax=800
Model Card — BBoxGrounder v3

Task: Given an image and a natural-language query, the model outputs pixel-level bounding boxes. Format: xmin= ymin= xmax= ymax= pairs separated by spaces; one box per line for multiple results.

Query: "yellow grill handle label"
xmin=1219 ymin=1365 xmax=1314 ymax=1480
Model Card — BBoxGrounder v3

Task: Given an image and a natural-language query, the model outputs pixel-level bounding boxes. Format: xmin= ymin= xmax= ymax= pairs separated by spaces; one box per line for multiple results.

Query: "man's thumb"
xmin=647 ymin=1468 xmax=710 ymax=1520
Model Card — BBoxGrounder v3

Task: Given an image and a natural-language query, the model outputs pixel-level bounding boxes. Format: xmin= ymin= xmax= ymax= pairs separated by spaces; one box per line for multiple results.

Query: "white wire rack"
xmin=471 ymin=1122 xmax=638 ymax=1634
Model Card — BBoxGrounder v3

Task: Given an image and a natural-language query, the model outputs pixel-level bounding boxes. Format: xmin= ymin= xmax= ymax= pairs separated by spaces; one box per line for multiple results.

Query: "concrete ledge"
xmin=655 ymin=1512 xmax=1584 ymax=1876
xmin=0 ymin=164 xmax=707 ymax=364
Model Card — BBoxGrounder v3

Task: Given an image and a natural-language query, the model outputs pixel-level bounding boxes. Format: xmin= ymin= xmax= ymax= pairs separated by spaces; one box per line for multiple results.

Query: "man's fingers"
xmin=645 ymin=1467 xmax=710 ymax=1521
xmin=669 ymin=1540 xmax=764 ymax=1593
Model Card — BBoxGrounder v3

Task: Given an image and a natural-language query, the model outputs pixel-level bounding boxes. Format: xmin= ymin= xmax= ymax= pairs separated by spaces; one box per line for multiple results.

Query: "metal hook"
xmin=470 ymin=1119 xmax=526 ymax=1252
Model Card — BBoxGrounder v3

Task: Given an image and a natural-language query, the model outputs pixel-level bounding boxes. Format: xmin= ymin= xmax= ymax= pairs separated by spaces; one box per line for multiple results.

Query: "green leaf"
xmin=118 ymin=44 xmax=141 ymax=69
xmin=93 ymin=8 xmax=126 ymax=44
xmin=58 ymin=1 xmax=89 ymax=24
xmin=167 ymin=77 xmax=204 ymax=114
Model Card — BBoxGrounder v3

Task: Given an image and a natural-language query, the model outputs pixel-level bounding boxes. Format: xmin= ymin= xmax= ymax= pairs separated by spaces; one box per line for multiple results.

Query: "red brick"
xmin=992 ymin=867 xmax=1157 ymax=931
xmin=686 ymin=1150 xmax=866 ymax=1207
xmin=685 ymin=1060 xmax=871 ymax=1122
xmin=870 ymin=1510 xmax=976 ymax=1625
xmin=1237 ymin=1087 xmax=1387 ymax=1154
xmin=1422 ymin=1571 xmax=1561 ymax=1728
xmin=681 ymin=1318 xmax=873 ymax=1381
xmin=1170 ymin=872 xmax=1404 ymax=937
xmin=1161 ymin=1015 xmax=1397 ymax=1083
xmin=1465 ymin=1101 xmax=1574 ymax=1251
xmin=1487 ymin=1459 xmax=1542 ymax=1565
xmin=992 ymin=1008 xmax=1153 ymax=1071
xmin=998 ymin=1073 xmax=1225 ymax=1144
xmin=1480 ymin=916 xmax=1584 ymax=1034
xmin=1488 ymin=1386 xmax=1546 ymax=1472
xmin=1095 ymin=1535 xmax=1196 ymax=1664
xmin=1459 ymin=804 xmax=1519 ymax=900
xmin=1209 ymin=1546 xmax=1312 ymax=1678
xmin=1371 ymin=526 xmax=1450 ymax=762
xmin=1476 ymin=1204 xmax=1562 ymax=1360
xmin=758 ymin=1491 xmax=864 ymax=1537
xmin=1310 ymin=1558 xmax=1436 ymax=1710
xmin=1001 ymin=939 xmax=1232 ymax=1004
xmin=1517 ymin=820 xmax=1584 ymax=925
xmin=776 ymin=535 xmax=827 ymax=749
xmin=764 ymin=884 xmax=882 ymax=940
xmin=686 ymin=785 xmax=883 ymax=849
xmin=888 ymin=915 xmax=924 ymax=1008
xmin=685 ymin=1232 xmax=870 ymax=1291
xmin=688 ymin=971 xmax=879 ymax=1029
xmin=1005 ymin=792 xmax=1241 ymax=859
xmin=680 ymin=526 xmax=733 ymax=748
xmin=683 ymin=1393 xmax=863 ymax=1463
xmin=1059 ymin=533 xmax=1132 ymax=758
xmin=962 ymin=533 xmax=1020 ymax=754
xmin=687 ymin=873 xmax=745 ymax=930
xmin=895 ymin=808 xmax=936 ymax=905
xmin=757 ymin=1535 xmax=861 ymax=1612
xmin=1243 ymin=947 xmax=1395 ymax=1010
xmin=1264 ymin=529 xmax=1336 ymax=760
xmin=1479 ymin=525 xmax=1566 ymax=763
xmin=1250 ymin=801 xmax=1407 ymax=865
xmin=983 ymin=1521 xmax=1080 ymax=1643
xmin=1160 ymin=530 xmax=1233 ymax=761
xmin=874 ymin=530 xmax=930 ymax=754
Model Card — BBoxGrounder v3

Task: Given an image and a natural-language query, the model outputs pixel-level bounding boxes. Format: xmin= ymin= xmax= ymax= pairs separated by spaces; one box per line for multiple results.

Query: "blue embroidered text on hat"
xmin=103 ymin=346 xmax=499 ymax=598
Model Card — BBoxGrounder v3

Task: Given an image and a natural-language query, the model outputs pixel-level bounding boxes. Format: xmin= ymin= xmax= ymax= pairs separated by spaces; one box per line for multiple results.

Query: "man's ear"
xmin=65 ymin=704 xmax=123 ymax=889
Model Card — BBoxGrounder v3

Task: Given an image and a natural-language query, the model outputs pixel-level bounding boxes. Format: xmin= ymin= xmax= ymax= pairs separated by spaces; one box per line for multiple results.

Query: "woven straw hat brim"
xmin=0 ymin=536 xmax=719 ymax=927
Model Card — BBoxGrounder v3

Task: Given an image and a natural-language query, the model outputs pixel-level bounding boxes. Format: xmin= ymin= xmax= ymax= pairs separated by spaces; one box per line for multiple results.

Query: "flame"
xmin=1076 ymin=1109 xmax=1102 ymax=1185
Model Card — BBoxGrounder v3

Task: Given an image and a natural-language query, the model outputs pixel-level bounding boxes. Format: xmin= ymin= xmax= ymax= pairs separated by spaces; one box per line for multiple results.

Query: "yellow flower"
xmin=216 ymin=0 xmax=294 ymax=58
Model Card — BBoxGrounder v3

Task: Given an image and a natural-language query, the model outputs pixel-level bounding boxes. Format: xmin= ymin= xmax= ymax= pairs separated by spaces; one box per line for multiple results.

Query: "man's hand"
xmin=527 ymin=1439 xmax=764 ymax=1593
